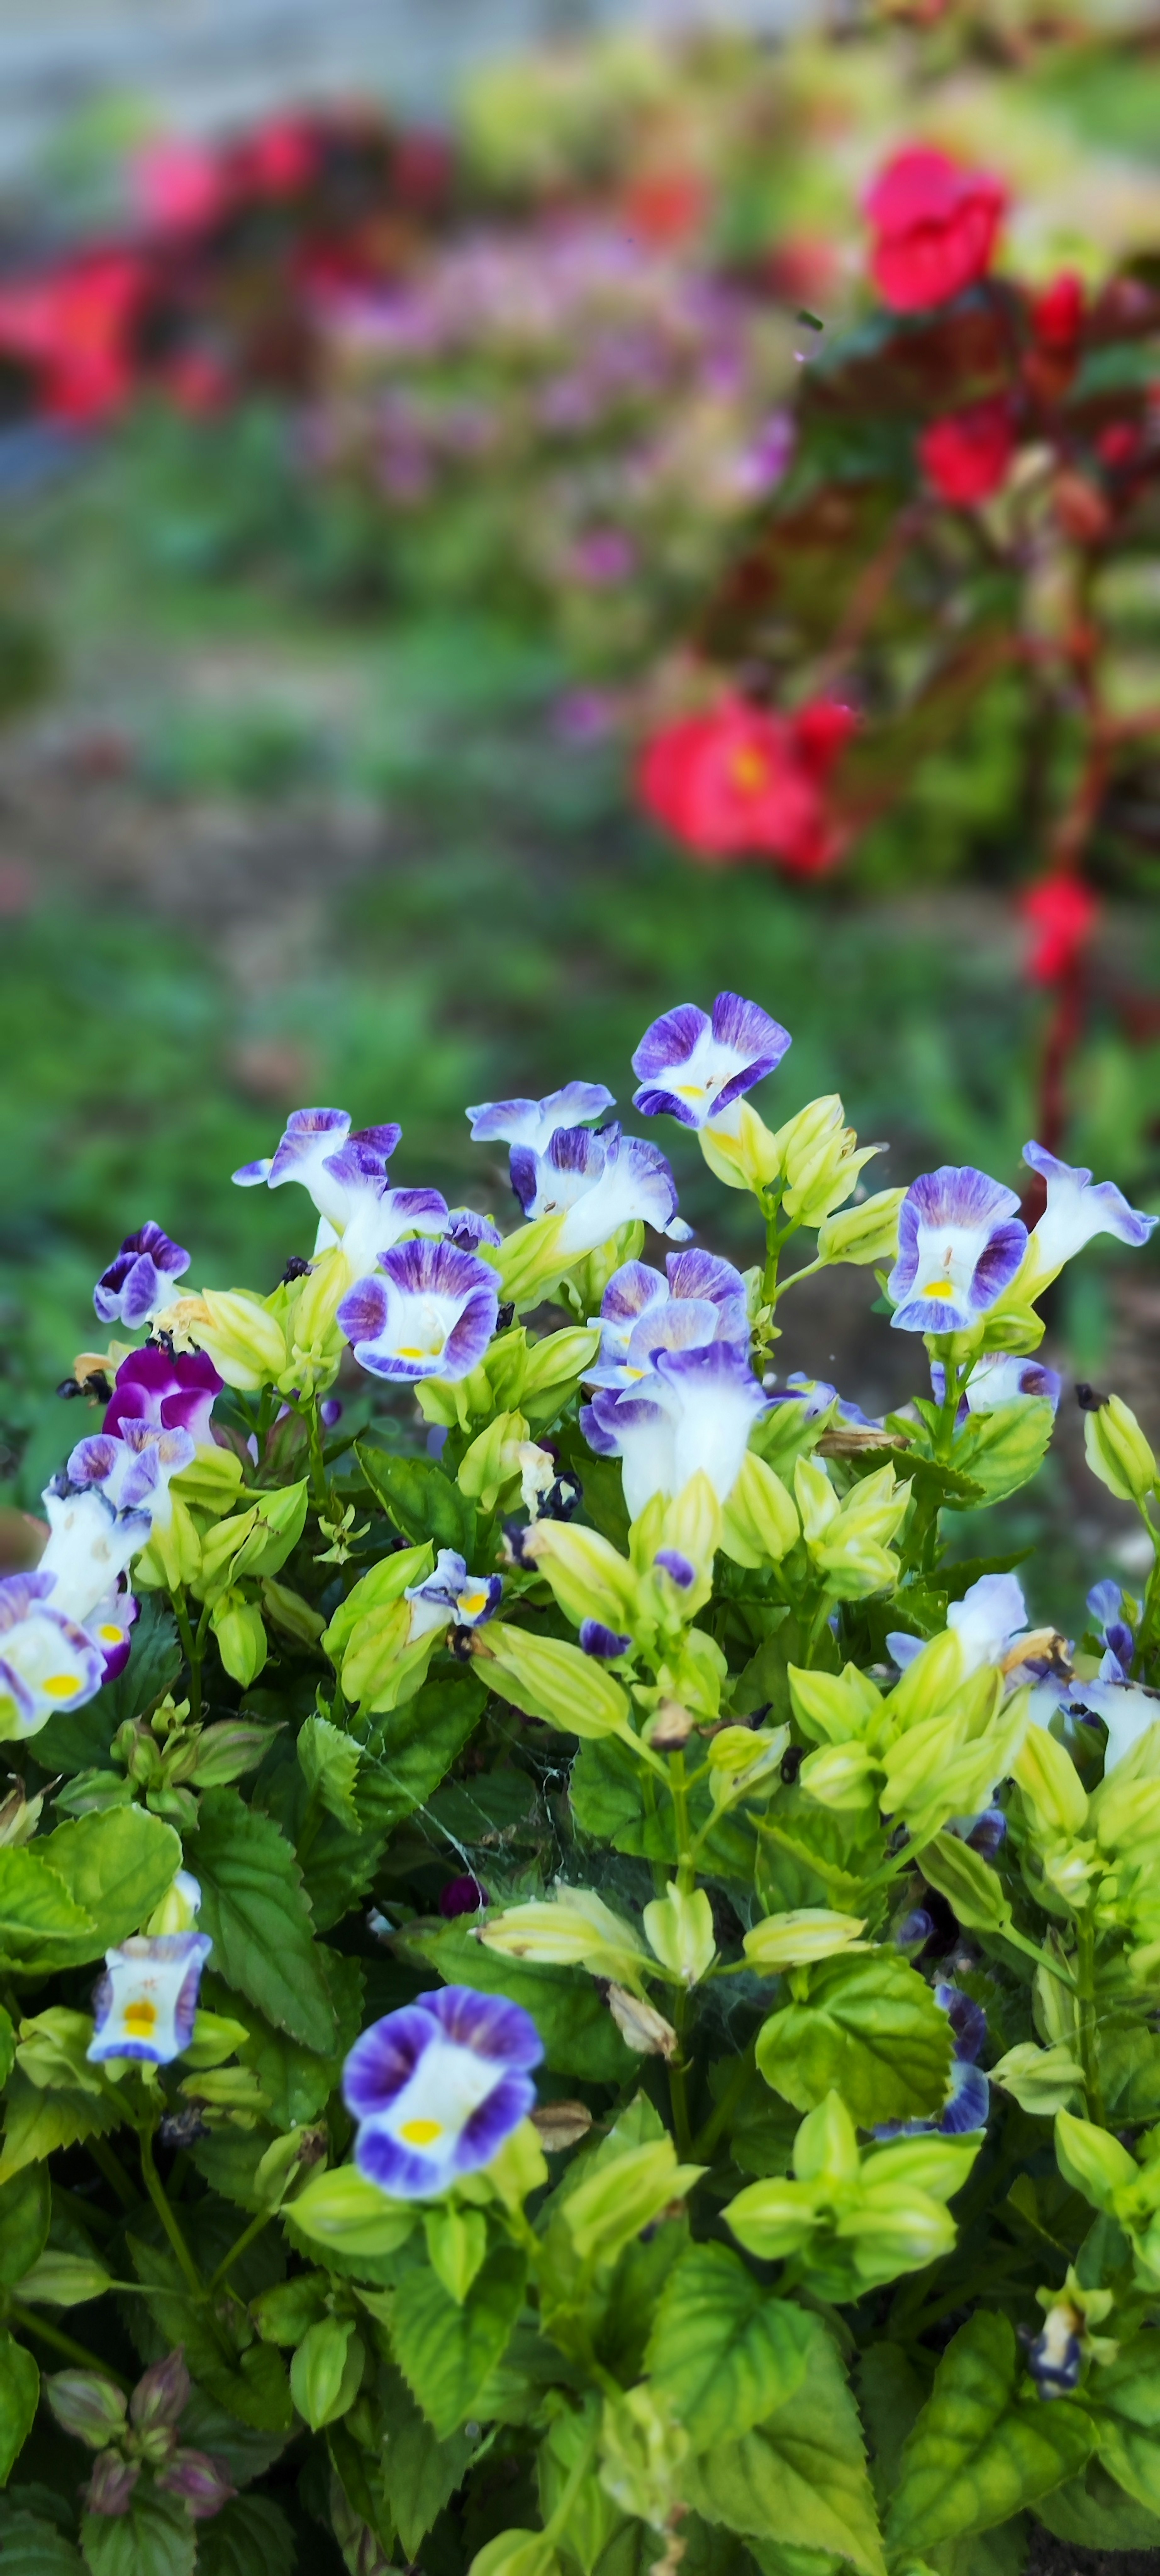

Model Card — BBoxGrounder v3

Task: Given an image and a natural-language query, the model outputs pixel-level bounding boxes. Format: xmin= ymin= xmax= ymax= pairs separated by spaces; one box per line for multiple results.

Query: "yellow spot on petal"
xmin=98 ymin=1625 xmax=122 ymax=1644
xmin=42 ymin=1673 xmax=81 ymax=1698
xmin=123 ymin=1999 xmax=159 ymax=2036
xmin=925 ymin=1280 xmax=955 ymax=1298
xmin=396 ymin=1346 xmax=426 ymax=1359
xmin=730 ymin=747 xmax=769 ymax=795
xmin=460 ymin=1594 xmax=488 ymax=1618
xmin=400 ymin=2117 xmax=443 ymax=2146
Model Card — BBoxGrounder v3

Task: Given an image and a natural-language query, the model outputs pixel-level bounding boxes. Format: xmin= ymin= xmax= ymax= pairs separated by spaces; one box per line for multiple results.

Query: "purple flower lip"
xmin=466 ymin=1082 xmax=615 ymax=1155
xmin=510 ymin=1122 xmax=691 ymax=1251
xmin=655 ymin=1549 xmax=695 ymax=1589
xmin=580 ymin=1618 xmax=632 ymax=1659
xmin=337 ymin=1238 xmax=499 ymax=1383
xmin=103 ymin=1346 xmax=222 ymax=1446
xmin=405 ymin=1549 xmax=503 ymax=1632
xmin=587 ymin=1248 xmax=749 ymax=1387
xmin=233 ymin=1107 xmax=402 ymax=1193
xmin=66 ymin=1419 xmax=197 ymax=1521
xmin=94 ymin=1223 xmax=190 ymax=1328
xmin=87 ymin=1932 xmax=213 ymax=2065
xmin=875 ymin=1983 xmax=988 ymax=2139
xmin=0 ymin=1570 xmax=106 ymax=1730
xmin=888 ymin=1164 xmax=1027 ymax=1333
xmin=631 ymin=991 xmax=791 ymax=1130
xmin=1023 ymin=1139 xmax=1157 ymax=1273
xmin=343 ymin=1984 xmax=543 ymax=2199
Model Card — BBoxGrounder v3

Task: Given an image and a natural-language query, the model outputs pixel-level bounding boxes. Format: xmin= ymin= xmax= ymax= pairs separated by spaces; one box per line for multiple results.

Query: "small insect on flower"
xmin=343 ymin=1985 xmax=543 ymax=2198
xmin=87 ymin=1932 xmax=213 ymax=2065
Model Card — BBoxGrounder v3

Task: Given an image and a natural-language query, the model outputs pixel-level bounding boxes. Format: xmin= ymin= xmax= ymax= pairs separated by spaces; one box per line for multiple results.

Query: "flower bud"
xmin=720 ymin=1452 xmax=799 ymax=1570
xmin=16 ymin=2251 xmax=112 ymax=2306
xmin=480 ymin=1888 xmax=645 ymax=1981
xmin=46 ymin=2371 xmax=128 ymax=2449
xmin=130 ymin=2346 xmax=191 ymax=2433
xmin=156 ymin=2447 xmax=237 ymax=2519
xmin=457 ymin=1410 xmax=529 ymax=1514
xmin=605 ymin=1986 xmax=678 ymax=2059
xmin=706 ymin=1724 xmax=789 ymax=1807
xmin=84 ymin=2451 xmax=139 ymax=2516
xmin=179 ymin=1290 xmax=287 ymax=1392
xmin=290 ymin=2318 xmax=364 ymax=2432
xmin=643 ymin=1883 xmax=716 ymax=1985
xmin=146 ymin=1870 xmax=203 ymax=1937
xmin=699 ymin=1100 xmax=781 ymax=1195
xmin=485 ymin=2117 xmax=550 ymax=2212
xmin=563 ymin=2139 xmax=703 ymax=2264
xmin=818 ymin=1189 xmax=907 ymax=1268
xmin=189 ymin=1720 xmax=278 ymax=1789
xmin=476 ymin=1622 xmax=630 ymax=1739
xmin=424 ymin=2203 xmax=488 ymax=2304
xmin=209 ymin=1591 xmax=268 ymax=1688
xmin=531 ymin=2100 xmax=594 ymax=2152
xmin=469 ymin=2534 xmax=561 ymax=2576
xmin=260 ymin=1578 xmax=326 ymax=1645
xmin=0 ymin=1781 xmax=43 ymax=1848
xmin=1085 ymin=1395 xmax=1157 ymax=1505
xmin=793 ymin=2090 xmax=860 ymax=2187
xmin=743 ymin=1909 xmax=866 ymax=1970
xmin=1055 ymin=2108 xmax=1137 ymax=2215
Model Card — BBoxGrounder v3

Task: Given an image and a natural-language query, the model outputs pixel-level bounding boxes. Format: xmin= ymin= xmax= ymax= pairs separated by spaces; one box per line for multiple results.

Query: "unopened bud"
xmin=177 ymin=1290 xmax=287 ymax=1392
xmin=146 ymin=1870 xmax=202 ymax=1936
xmin=531 ymin=2100 xmax=594 ymax=2152
xmin=47 ymin=2372 xmax=128 ymax=2449
xmin=130 ymin=2346 xmax=190 ymax=2433
xmin=0 ymin=1779 xmax=43 ymax=1848
xmin=157 ymin=2448 xmax=237 ymax=2519
xmin=84 ymin=2452 xmax=139 ymax=2517
xmin=189 ymin=1719 xmax=278 ymax=1788
xmin=643 ymin=1883 xmax=716 ymax=1985
xmin=647 ymin=1698 xmax=695 ymax=1749
xmin=817 ymin=1189 xmax=906 ymax=1268
xmin=605 ymin=1984 xmax=678 ymax=2059
xmin=1085 ymin=1394 xmax=1157 ymax=1505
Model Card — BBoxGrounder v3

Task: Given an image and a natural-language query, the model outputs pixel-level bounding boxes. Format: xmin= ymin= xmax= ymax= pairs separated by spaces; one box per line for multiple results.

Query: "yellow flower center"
xmin=730 ymin=747 xmax=769 ymax=795
xmin=98 ymin=1625 xmax=122 ymax=1644
xmin=123 ymin=1999 xmax=159 ymax=2036
xmin=926 ymin=1279 xmax=955 ymax=1298
xmin=460 ymin=1593 xmax=488 ymax=1618
xmin=42 ymin=1673 xmax=81 ymax=1698
xmin=400 ymin=2117 xmax=443 ymax=2146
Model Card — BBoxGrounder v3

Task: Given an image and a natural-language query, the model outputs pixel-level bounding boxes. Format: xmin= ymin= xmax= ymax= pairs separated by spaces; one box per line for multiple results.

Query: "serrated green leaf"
xmin=683 ymin=2311 xmax=885 ymax=2575
xmin=391 ymin=2243 xmax=526 ymax=2439
xmin=0 ymin=2511 xmax=82 ymax=2576
xmin=80 ymin=2486 xmax=195 ymax=2576
xmin=0 ymin=2168 xmax=50 ymax=2286
xmin=380 ymin=2366 xmax=477 ymax=2562
xmin=645 ymin=2244 xmax=811 ymax=2452
xmin=125 ymin=2235 xmax=293 ymax=2432
xmin=0 ymin=2331 xmax=38 ymax=2486
xmin=193 ymin=2496 xmax=296 ymax=2576
xmin=40 ymin=1808 xmax=181 ymax=1959
xmin=1089 ymin=2334 xmax=1160 ymax=2515
xmin=885 ymin=2312 xmax=1094 ymax=2553
xmin=0 ymin=2075 xmax=120 ymax=2187
xmin=1036 ymin=2459 xmax=1160 ymax=2551
xmin=949 ymin=1404 xmax=1055 ymax=1507
xmin=0 ymin=2006 xmax=14 ymax=2088
xmin=357 ymin=1443 xmax=475 ymax=1556
xmin=298 ymin=1714 xmax=360 ymax=1830
xmin=190 ymin=1787 xmax=337 ymax=2054
xmin=0 ymin=1850 xmax=95 ymax=1962
xmin=756 ymin=1952 xmax=953 ymax=2126
xmin=356 ymin=1674 xmax=486 ymax=1837
xmin=856 ymin=2343 xmax=925 ymax=2513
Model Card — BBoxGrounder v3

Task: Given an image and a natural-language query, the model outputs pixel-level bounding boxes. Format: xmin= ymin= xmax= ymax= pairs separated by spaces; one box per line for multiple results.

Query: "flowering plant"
xmin=3 ymin=987 xmax=1160 ymax=2576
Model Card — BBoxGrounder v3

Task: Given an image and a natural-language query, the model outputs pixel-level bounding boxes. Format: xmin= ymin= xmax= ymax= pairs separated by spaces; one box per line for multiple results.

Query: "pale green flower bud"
xmin=699 ymin=1100 xmax=782 ymax=1194
xmin=176 ymin=1290 xmax=287 ymax=1392
xmin=46 ymin=2372 xmax=128 ymax=2449
xmin=289 ymin=2317 xmax=363 ymax=2432
xmin=720 ymin=1452 xmax=799 ymax=1569
xmin=743 ymin=1909 xmax=867 ymax=1971
xmin=520 ymin=1521 xmax=640 ymax=1634
xmin=458 ymin=1409 xmax=530 ymax=1513
xmin=1085 ymin=1395 xmax=1157 ymax=1505
xmin=483 ymin=2118 xmax=550 ymax=2212
xmin=476 ymin=1623 xmax=630 ymax=1739
xmin=17 ymin=2251 xmax=113 ymax=2306
xmin=480 ymin=1888 xmax=645 ymax=1982
xmin=564 ymin=2138 xmax=704 ymax=2264
xmin=469 ymin=2533 xmax=561 ymax=2576
xmin=598 ymin=2385 xmax=689 ymax=2533
xmin=643 ymin=1882 xmax=716 ymax=1985
xmin=722 ymin=2174 xmax=820 ymax=2262
xmin=990 ymin=2041 xmax=1083 ymax=2116
xmin=1055 ymin=2109 xmax=1138 ymax=2214
xmin=1014 ymin=1727 xmax=1088 ymax=1836
xmin=793 ymin=2091 xmax=860 ymax=2187
xmin=209 ymin=1590 xmax=267 ymax=1688
xmin=817 ymin=1188 xmax=907 ymax=1268
xmin=706 ymin=1723 xmax=789 ymax=1808
xmin=423 ymin=2203 xmax=487 ymax=2304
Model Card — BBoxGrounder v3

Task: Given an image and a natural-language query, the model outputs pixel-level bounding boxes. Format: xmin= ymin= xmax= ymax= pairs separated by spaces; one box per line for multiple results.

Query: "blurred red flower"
xmin=1097 ymin=420 xmax=1143 ymax=471
xmin=1031 ymin=269 xmax=1084 ymax=353
xmin=920 ymin=397 xmax=1014 ymax=505
xmin=1021 ymin=873 xmax=1098 ymax=984
xmin=133 ymin=137 xmax=225 ymax=239
xmin=865 ymin=146 xmax=1005 ymax=313
xmin=0 ymin=250 xmax=148 ymax=422
xmin=638 ymin=695 xmax=856 ymax=873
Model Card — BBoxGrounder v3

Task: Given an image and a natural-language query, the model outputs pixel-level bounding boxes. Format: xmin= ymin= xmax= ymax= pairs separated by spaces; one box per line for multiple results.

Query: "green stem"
xmin=997 ymin=1923 xmax=1077 ymax=1990
xmin=7 ymin=2302 xmax=132 ymax=2389
xmin=691 ymin=2038 xmax=756 ymax=2162
xmin=172 ymin=1588 xmax=202 ymax=1727
xmin=1075 ymin=1913 xmax=1106 ymax=2126
xmin=1133 ymin=1503 xmax=1160 ymax=1675
xmin=138 ymin=2130 xmax=235 ymax=2362
xmin=544 ymin=2423 xmax=600 ymax=2544
xmin=932 ymin=1341 xmax=962 ymax=1465
xmin=89 ymin=2135 xmax=139 ymax=2210
xmin=304 ymin=1394 xmax=329 ymax=1513
xmin=207 ymin=2208 xmax=272 ymax=2297
xmin=771 ymin=1253 xmax=825 ymax=1307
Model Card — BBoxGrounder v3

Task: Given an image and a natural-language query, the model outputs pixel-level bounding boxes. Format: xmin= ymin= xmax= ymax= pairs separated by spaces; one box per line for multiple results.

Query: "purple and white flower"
xmin=769 ymin=1373 xmax=880 ymax=1429
xmin=466 ymin=1083 xmax=614 ymax=1153
xmin=343 ymin=1984 xmax=543 ymax=2198
xmin=583 ymin=1341 xmax=770 ymax=1518
xmin=443 ymin=1207 xmax=503 ymax=1252
xmin=876 ymin=1986 xmax=988 ymax=2139
xmin=510 ymin=1124 xmax=691 ymax=1254
xmin=404 ymin=1551 xmax=503 ymax=1639
xmin=337 ymin=1239 xmax=499 ymax=1382
xmin=1086 ymin=1579 xmax=1134 ymax=1677
xmin=37 ymin=1485 xmax=149 ymax=1626
xmin=0 ymin=1572 xmax=106 ymax=1738
xmin=887 ymin=1167 xmax=1027 ymax=1334
xmin=586 ymin=1248 xmax=749 ymax=1388
xmin=93 ymin=1224 xmax=190 ymax=1328
xmin=930 ymin=1354 xmax=1062 ymax=1420
xmin=1022 ymin=1142 xmax=1157 ymax=1289
xmin=87 ymin=1932 xmax=213 ymax=2065
xmin=631 ymin=992 xmax=791 ymax=1130
xmin=65 ymin=1421 xmax=197 ymax=1530
xmin=234 ymin=1106 xmax=448 ymax=1278
xmin=103 ymin=1346 xmax=222 ymax=1448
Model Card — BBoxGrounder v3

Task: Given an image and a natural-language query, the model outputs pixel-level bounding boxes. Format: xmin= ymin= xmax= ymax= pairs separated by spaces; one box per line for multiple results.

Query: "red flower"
xmin=1031 ymin=269 xmax=1084 ymax=354
xmin=133 ymin=138 xmax=225 ymax=239
xmin=236 ymin=117 xmax=317 ymax=201
xmin=0 ymin=250 xmax=148 ymax=423
xmin=1021 ymin=874 xmax=1098 ymax=985
xmin=865 ymin=146 xmax=1006 ymax=314
xmin=919 ymin=397 xmax=1015 ymax=505
xmin=638 ymin=696 xmax=856 ymax=875
xmin=1097 ymin=420 xmax=1143 ymax=471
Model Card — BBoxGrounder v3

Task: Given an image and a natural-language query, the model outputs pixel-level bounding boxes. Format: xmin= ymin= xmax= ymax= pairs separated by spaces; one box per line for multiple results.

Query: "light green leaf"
xmin=0 ymin=2511 xmax=82 ymax=2576
xmin=380 ymin=2367 xmax=477 ymax=2561
xmin=645 ymin=2244 xmax=811 ymax=2451
xmin=0 ymin=2332 xmax=38 ymax=2486
xmin=391 ymin=2243 xmax=526 ymax=2439
xmin=1036 ymin=2459 xmax=1160 ymax=2551
xmin=356 ymin=1674 xmax=487 ymax=1836
xmin=80 ymin=2487 xmax=195 ymax=2576
xmin=1089 ymin=2335 xmax=1160 ymax=2515
xmin=284 ymin=2165 xmax=414 ymax=2265
xmin=357 ymin=1442 xmax=476 ymax=1556
xmin=0 ymin=1850 xmax=96 ymax=1962
xmin=0 ymin=2076 xmax=120 ymax=2187
xmin=0 ymin=2169 xmax=50 ymax=2286
xmin=298 ymin=1714 xmax=361 ymax=1831
xmin=950 ymin=1403 xmax=1055 ymax=1507
xmin=756 ymin=1952 xmax=953 ymax=2126
xmin=885 ymin=2312 xmax=1094 ymax=2553
xmin=682 ymin=2311 xmax=885 ymax=2575
xmin=190 ymin=1788 xmax=337 ymax=2054
xmin=40 ymin=1808 xmax=181 ymax=1958
xmin=194 ymin=2496 xmax=296 ymax=2576
xmin=914 ymin=1835 xmax=1012 ymax=1935
xmin=0 ymin=2005 xmax=13 ymax=2088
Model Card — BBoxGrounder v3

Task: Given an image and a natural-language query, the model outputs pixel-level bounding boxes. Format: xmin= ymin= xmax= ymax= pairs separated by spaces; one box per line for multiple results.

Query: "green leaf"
xmin=885 ymin=2313 xmax=1095 ymax=2553
xmin=950 ymin=1404 xmax=1055 ymax=1507
xmin=756 ymin=1952 xmax=953 ymax=2126
xmin=856 ymin=2343 xmax=925 ymax=2513
xmin=380 ymin=2366 xmax=477 ymax=2562
xmin=400 ymin=1922 xmax=636 ymax=2082
xmin=0 ymin=2511 xmax=83 ymax=2576
xmin=356 ymin=1674 xmax=486 ymax=1836
xmin=0 ymin=1850 xmax=96 ymax=1963
xmin=34 ymin=1598 xmax=180 ymax=1775
xmin=40 ymin=1809 xmax=181 ymax=1958
xmin=298 ymin=1713 xmax=360 ymax=1831
xmin=0 ymin=2006 xmax=14 ymax=2088
xmin=0 ymin=2075 xmax=120 ymax=2187
xmin=176 ymin=2389 xmax=292 ymax=2490
xmin=193 ymin=2497 xmax=296 ymax=2576
xmin=283 ymin=2164 xmax=414 ymax=2267
xmin=220 ymin=1949 xmax=363 ymax=2131
xmin=1089 ymin=2334 xmax=1160 ymax=2515
xmin=0 ymin=2331 xmax=38 ymax=2486
xmin=391 ymin=2242 xmax=526 ymax=2438
xmin=190 ymin=1787 xmax=337 ymax=2054
xmin=80 ymin=2487 xmax=195 ymax=2576
xmin=915 ymin=1834 xmax=1012 ymax=1935
xmin=125 ymin=2235 xmax=294 ymax=2433
xmin=357 ymin=1442 xmax=475 ymax=1556
xmin=683 ymin=2311 xmax=885 ymax=2575
xmin=0 ymin=2168 xmax=50 ymax=2285
xmin=1035 ymin=2459 xmax=1160 ymax=2551
xmin=645 ymin=2244 xmax=811 ymax=2452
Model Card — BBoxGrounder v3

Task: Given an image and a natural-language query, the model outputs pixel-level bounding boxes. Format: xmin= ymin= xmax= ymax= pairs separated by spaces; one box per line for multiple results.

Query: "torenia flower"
xmin=103 ymin=1346 xmax=222 ymax=1447
xmin=631 ymin=992 xmax=790 ymax=1130
xmin=1018 ymin=1142 xmax=1156 ymax=1295
xmin=583 ymin=1342 xmax=769 ymax=1518
xmin=86 ymin=1932 xmax=213 ymax=2064
xmin=234 ymin=1105 xmax=448 ymax=1279
xmin=404 ymin=1550 xmax=502 ymax=1637
xmin=875 ymin=1987 xmax=989 ymax=2138
xmin=888 ymin=1166 xmax=1027 ymax=1333
xmin=466 ymin=1083 xmax=614 ymax=1151
xmin=65 ymin=1421 xmax=196 ymax=1530
xmin=342 ymin=1985 xmax=543 ymax=2199
xmin=930 ymin=1354 xmax=1062 ymax=1419
xmin=510 ymin=1124 xmax=690 ymax=1253
xmin=337 ymin=1240 xmax=499 ymax=1382
xmin=888 ymin=1572 xmax=1069 ymax=1734
xmin=586 ymin=1248 xmax=749 ymax=1389
xmin=93 ymin=1223 xmax=190 ymax=1327
xmin=37 ymin=1485 xmax=149 ymax=1625
xmin=0 ymin=1573 xmax=105 ymax=1739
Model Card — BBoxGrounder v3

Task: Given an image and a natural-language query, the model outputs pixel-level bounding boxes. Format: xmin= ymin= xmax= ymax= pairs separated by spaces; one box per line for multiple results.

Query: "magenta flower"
xmin=104 ymin=1346 xmax=222 ymax=1447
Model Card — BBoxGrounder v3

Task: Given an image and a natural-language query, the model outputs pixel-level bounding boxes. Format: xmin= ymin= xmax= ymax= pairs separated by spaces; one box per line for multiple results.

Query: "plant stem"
xmin=89 ymin=2135 xmax=139 ymax=2210
xmin=1075 ymin=1913 xmax=1106 ymax=2126
xmin=304 ymin=1394 xmax=329 ymax=1512
xmin=207 ymin=2208 xmax=272 ymax=2296
xmin=173 ymin=1588 xmax=203 ymax=1727
xmin=7 ymin=2302 xmax=132 ymax=2389
xmin=691 ymin=2038 xmax=756 ymax=2162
